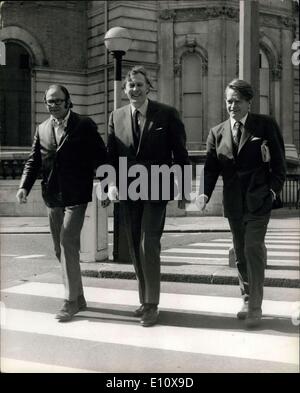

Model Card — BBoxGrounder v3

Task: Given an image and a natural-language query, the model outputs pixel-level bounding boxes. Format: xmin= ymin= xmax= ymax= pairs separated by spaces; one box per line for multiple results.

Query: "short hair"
xmin=225 ymin=79 xmax=254 ymax=101
xmin=122 ymin=65 xmax=153 ymax=89
xmin=43 ymin=84 xmax=73 ymax=108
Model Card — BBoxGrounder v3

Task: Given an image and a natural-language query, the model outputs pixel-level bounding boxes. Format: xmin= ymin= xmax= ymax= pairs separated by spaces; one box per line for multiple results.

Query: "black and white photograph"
xmin=0 ymin=0 xmax=299 ymax=376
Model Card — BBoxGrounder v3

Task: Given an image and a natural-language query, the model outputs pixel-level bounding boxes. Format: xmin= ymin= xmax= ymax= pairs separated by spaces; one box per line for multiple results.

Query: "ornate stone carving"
xmin=175 ymin=8 xmax=207 ymax=21
xmin=280 ymin=16 xmax=293 ymax=27
xmin=205 ymin=6 xmax=239 ymax=19
xmin=159 ymin=9 xmax=176 ymax=20
xmin=185 ymin=35 xmax=197 ymax=53
xmin=174 ymin=62 xmax=181 ymax=77
xmin=174 ymin=6 xmax=239 ymax=21
xmin=202 ymin=58 xmax=208 ymax=76
xmin=272 ymin=58 xmax=282 ymax=81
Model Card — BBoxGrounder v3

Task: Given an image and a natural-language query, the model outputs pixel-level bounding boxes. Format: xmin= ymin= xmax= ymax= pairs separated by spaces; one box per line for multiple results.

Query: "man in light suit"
xmin=196 ymin=79 xmax=286 ymax=328
xmin=107 ymin=66 xmax=190 ymax=327
xmin=16 ymin=84 xmax=107 ymax=322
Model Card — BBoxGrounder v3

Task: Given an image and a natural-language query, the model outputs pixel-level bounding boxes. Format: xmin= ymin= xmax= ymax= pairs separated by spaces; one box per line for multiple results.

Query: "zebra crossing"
xmin=1 ymin=278 xmax=299 ymax=373
xmin=160 ymin=230 xmax=300 ymax=268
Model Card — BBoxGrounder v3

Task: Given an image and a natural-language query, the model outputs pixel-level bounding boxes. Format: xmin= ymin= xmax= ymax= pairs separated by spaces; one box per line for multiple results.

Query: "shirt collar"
xmin=230 ymin=112 xmax=248 ymax=130
xmin=51 ymin=110 xmax=71 ymax=126
xmin=130 ymin=99 xmax=149 ymax=117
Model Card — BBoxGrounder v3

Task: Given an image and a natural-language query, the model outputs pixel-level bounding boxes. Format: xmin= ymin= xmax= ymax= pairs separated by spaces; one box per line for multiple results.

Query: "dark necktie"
xmin=133 ymin=109 xmax=141 ymax=150
xmin=233 ymin=121 xmax=242 ymax=148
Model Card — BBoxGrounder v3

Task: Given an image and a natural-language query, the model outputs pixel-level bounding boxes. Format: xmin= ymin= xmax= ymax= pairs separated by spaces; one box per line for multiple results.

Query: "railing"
xmin=280 ymin=174 xmax=300 ymax=209
xmin=0 ymin=158 xmax=27 ymax=179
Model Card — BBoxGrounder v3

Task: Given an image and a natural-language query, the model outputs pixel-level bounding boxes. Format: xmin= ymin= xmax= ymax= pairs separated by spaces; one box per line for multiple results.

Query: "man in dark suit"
xmin=107 ymin=66 xmax=190 ymax=327
xmin=16 ymin=84 xmax=107 ymax=322
xmin=196 ymin=79 xmax=286 ymax=328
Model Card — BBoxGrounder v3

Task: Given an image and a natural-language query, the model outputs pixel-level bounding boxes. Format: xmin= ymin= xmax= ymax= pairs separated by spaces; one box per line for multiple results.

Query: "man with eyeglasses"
xmin=16 ymin=84 xmax=107 ymax=322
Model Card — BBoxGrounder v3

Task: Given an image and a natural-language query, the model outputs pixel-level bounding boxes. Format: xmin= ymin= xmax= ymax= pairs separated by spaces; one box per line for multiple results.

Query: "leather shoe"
xmin=134 ymin=304 xmax=146 ymax=317
xmin=78 ymin=294 xmax=87 ymax=310
xmin=55 ymin=300 xmax=79 ymax=322
xmin=237 ymin=302 xmax=249 ymax=320
xmin=140 ymin=306 xmax=159 ymax=327
xmin=245 ymin=309 xmax=262 ymax=328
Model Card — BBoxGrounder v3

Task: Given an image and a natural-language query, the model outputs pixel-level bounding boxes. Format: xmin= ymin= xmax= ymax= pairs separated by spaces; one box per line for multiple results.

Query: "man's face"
xmin=45 ymin=87 xmax=69 ymax=119
xmin=124 ymin=73 xmax=149 ymax=108
xmin=225 ymin=88 xmax=250 ymax=121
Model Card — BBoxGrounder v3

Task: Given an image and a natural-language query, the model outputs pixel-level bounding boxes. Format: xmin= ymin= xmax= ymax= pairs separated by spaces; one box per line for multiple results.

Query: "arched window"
xmin=181 ymin=53 xmax=204 ymax=150
xmin=0 ymin=42 xmax=32 ymax=147
xmin=259 ymin=49 xmax=270 ymax=115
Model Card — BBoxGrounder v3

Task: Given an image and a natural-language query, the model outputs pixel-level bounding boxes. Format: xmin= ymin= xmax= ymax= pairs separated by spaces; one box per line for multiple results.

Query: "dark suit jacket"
xmin=19 ymin=111 xmax=107 ymax=207
xmin=203 ymin=113 xmax=286 ymax=218
xmin=107 ymin=100 xmax=190 ymax=201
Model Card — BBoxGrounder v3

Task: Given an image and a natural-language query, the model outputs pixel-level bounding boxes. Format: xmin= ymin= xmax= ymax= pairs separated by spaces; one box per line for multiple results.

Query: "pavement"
xmin=1 ymin=209 xmax=299 ymax=288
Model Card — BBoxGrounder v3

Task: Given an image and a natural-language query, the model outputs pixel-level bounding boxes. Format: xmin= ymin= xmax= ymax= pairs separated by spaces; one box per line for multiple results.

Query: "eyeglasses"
xmin=46 ymin=99 xmax=65 ymax=106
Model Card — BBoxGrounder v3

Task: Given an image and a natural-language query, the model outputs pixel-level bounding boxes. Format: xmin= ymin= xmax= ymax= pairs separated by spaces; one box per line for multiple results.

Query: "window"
xmin=259 ymin=50 xmax=270 ymax=115
xmin=0 ymin=42 xmax=32 ymax=147
xmin=181 ymin=53 xmax=203 ymax=150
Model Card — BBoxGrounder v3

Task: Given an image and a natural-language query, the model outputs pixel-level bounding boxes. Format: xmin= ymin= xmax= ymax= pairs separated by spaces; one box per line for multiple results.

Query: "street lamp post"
xmin=104 ymin=27 xmax=132 ymax=262
xmin=104 ymin=27 xmax=132 ymax=110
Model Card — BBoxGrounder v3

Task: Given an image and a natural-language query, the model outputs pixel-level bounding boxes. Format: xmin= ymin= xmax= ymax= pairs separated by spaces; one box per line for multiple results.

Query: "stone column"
xmin=207 ymin=17 xmax=223 ymax=129
xmin=280 ymin=20 xmax=294 ymax=144
xmin=239 ymin=0 xmax=260 ymax=113
xmin=158 ymin=9 xmax=175 ymax=106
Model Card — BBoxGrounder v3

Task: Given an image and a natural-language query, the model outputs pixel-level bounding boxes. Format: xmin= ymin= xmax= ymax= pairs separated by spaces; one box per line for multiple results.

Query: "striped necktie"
xmin=233 ymin=121 xmax=242 ymax=147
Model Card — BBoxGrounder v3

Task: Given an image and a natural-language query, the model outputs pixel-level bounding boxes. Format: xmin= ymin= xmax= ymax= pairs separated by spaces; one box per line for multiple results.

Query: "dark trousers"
xmin=228 ymin=212 xmax=270 ymax=311
xmin=121 ymin=200 xmax=167 ymax=305
xmin=48 ymin=204 xmax=87 ymax=301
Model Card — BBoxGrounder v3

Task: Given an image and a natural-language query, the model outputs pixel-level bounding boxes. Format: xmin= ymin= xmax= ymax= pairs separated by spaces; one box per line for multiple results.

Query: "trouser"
xmin=121 ymin=200 xmax=167 ymax=305
xmin=228 ymin=212 xmax=270 ymax=311
xmin=48 ymin=204 xmax=87 ymax=301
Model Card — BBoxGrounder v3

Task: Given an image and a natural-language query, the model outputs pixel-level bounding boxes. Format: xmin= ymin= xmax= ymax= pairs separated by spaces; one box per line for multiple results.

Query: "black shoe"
xmin=78 ymin=294 xmax=87 ymax=310
xmin=134 ymin=304 xmax=146 ymax=317
xmin=140 ymin=306 xmax=159 ymax=327
xmin=55 ymin=300 xmax=79 ymax=322
xmin=245 ymin=309 xmax=262 ymax=328
xmin=237 ymin=302 xmax=249 ymax=320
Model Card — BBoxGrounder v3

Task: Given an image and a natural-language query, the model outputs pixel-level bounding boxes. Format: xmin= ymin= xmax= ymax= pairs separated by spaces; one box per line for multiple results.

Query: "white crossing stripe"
xmin=266 ymin=236 xmax=300 ymax=239
xmin=162 ymin=248 xmax=299 ymax=257
xmin=1 ymin=307 xmax=298 ymax=365
xmin=1 ymin=282 xmax=297 ymax=318
xmin=1 ymin=358 xmax=98 ymax=373
xmin=189 ymin=242 xmax=299 ymax=250
xmin=212 ymin=239 xmax=299 ymax=244
xmin=15 ymin=254 xmax=46 ymax=259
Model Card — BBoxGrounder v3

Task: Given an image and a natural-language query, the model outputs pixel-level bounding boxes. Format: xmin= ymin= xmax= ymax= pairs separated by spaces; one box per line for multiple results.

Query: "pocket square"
xmin=154 ymin=127 xmax=164 ymax=131
xmin=250 ymin=136 xmax=261 ymax=141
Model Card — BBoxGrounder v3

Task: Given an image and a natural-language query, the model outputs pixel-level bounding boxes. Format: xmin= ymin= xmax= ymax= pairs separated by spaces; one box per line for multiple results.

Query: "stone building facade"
xmin=0 ymin=0 xmax=299 ymax=215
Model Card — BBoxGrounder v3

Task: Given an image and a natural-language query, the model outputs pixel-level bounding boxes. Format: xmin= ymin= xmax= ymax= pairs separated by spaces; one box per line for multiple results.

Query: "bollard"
xmin=80 ymin=181 xmax=108 ymax=262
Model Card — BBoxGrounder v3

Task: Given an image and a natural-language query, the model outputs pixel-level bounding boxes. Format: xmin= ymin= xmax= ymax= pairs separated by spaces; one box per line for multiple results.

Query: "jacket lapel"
xmin=56 ymin=111 xmax=77 ymax=152
xmin=238 ymin=113 xmax=252 ymax=154
xmin=137 ymin=100 xmax=157 ymax=155
xmin=220 ymin=119 xmax=235 ymax=158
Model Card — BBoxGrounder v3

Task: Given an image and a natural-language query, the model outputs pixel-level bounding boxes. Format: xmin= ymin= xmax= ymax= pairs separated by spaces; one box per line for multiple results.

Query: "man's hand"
xmin=16 ymin=188 xmax=28 ymax=204
xmin=108 ymin=185 xmax=119 ymax=202
xmin=195 ymin=194 xmax=208 ymax=211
